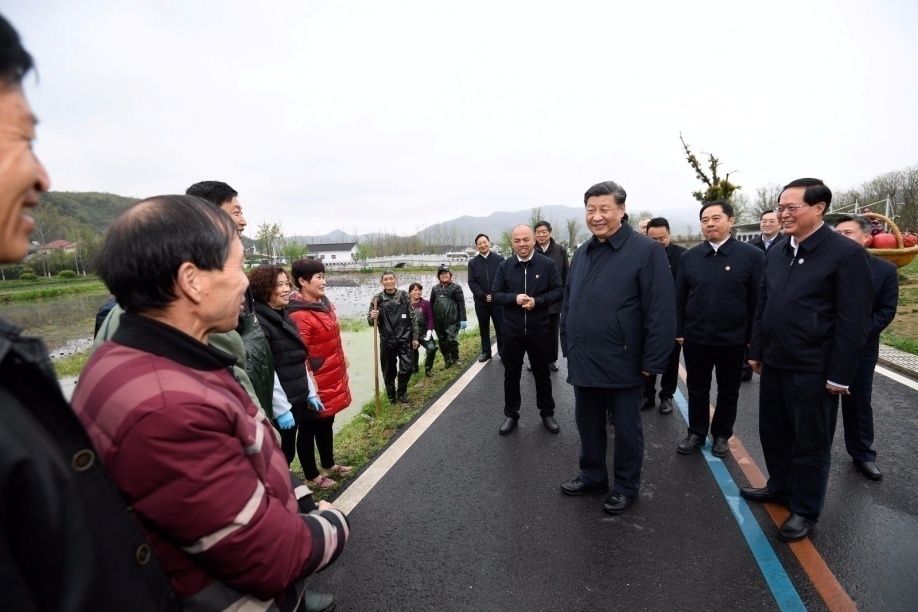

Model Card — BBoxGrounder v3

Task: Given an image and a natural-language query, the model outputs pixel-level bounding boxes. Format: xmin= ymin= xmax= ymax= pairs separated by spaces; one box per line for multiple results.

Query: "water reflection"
xmin=0 ymin=290 xmax=112 ymax=354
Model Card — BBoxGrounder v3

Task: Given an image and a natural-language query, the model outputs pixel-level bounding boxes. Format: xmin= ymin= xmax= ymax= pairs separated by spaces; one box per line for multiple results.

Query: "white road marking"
xmin=874 ymin=364 xmax=918 ymax=391
xmin=333 ymin=346 xmax=495 ymax=515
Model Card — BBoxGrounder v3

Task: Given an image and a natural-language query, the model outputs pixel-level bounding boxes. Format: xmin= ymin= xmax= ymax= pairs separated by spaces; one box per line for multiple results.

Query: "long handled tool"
xmin=372 ymin=297 xmax=380 ymax=418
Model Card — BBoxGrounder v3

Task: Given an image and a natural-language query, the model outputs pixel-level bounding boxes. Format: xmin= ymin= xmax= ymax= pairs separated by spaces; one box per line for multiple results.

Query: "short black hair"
xmin=835 ymin=214 xmax=871 ymax=234
xmin=699 ymin=200 xmax=734 ymax=220
xmin=0 ymin=16 xmax=33 ymax=87
xmin=95 ymin=196 xmax=237 ymax=314
xmin=291 ymin=258 xmax=325 ymax=289
xmin=759 ymin=210 xmax=778 ymax=220
xmin=584 ymin=181 xmax=627 ymax=206
xmin=408 ymin=282 xmax=423 ymax=292
xmin=781 ymin=178 xmax=831 ymax=213
xmin=646 ymin=217 xmax=670 ymax=232
xmin=381 ymin=270 xmax=396 ymax=280
xmin=474 ymin=233 xmax=489 ymax=244
xmin=534 ymin=220 xmax=552 ymax=233
xmin=186 ymin=180 xmax=238 ymax=208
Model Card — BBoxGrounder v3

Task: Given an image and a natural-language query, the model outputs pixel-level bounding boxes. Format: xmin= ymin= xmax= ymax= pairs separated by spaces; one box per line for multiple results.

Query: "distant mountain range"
xmin=293 ymin=204 xmax=704 ymax=246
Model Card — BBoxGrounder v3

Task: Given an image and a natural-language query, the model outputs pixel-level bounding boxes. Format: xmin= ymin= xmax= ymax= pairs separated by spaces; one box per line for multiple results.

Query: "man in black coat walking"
xmin=467 ymin=233 xmax=505 ymax=361
xmin=560 ymin=181 xmax=675 ymax=516
xmin=675 ymin=201 xmax=763 ymax=457
xmin=834 ymin=215 xmax=898 ymax=480
xmin=534 ymin=220 xmax=569 ymax=372
xmin=749 ymin=210 xmax=785 ymax=254
xmin=745 ymin=178 xmax=872 ymax=542
xmin=492 ymin=225 xmax=564 ymax=435
xmin=643 ymin=217 xmax=687 ymax=414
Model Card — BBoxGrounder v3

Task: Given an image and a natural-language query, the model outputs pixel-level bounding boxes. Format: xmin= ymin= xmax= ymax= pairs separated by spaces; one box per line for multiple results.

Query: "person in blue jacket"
xmin=559 ymin=180 xmax=676 ymax=516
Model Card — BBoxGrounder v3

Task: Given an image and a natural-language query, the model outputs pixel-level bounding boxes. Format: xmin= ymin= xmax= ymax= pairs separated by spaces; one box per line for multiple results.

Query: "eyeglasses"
xmin=774 ymin=204 xmax=810 ymax=215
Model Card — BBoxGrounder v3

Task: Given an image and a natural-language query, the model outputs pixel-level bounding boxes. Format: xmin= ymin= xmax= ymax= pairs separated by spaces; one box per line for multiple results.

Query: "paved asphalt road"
xmin=311 ymin=356 xmax=916 ymax=611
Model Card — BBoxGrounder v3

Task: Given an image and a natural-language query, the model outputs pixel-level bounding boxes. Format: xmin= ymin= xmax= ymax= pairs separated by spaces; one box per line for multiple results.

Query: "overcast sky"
xmin=7 ymin=0 xmax=917 ymax=237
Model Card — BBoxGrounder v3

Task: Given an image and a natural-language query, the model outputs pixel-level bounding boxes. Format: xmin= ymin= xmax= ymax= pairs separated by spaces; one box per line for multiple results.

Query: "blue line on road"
xmin=673 ymin=390 xmax=806 ymax=612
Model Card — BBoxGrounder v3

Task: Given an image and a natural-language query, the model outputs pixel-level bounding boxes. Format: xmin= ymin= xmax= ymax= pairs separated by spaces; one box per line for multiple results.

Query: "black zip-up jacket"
xmin=676 ymin=237 xmax=764 ymax=346
xmin=492 ymin=252 xmax=563 ymax=333
xmin=367 ymin=289 xmax=419 ymax=347
xmin=561 ymin=224 xmax=676 ymax=388
xmin=749 ymin=223 xmax=872 ymax=384
xmin=535 ymin=238 xmax=570 ymax=315
xmin=467 ymin=251 xmax=505 ymax=303
xmin=254 ymin=301 xmax=314 ymax=416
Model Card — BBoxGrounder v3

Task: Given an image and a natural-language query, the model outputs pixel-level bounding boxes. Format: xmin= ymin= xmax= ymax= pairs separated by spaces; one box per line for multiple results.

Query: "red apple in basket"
xmin=872 ymin=233 xmax=898 ymax=249
xmin=904 ymin=233 xmax=918 ymax=248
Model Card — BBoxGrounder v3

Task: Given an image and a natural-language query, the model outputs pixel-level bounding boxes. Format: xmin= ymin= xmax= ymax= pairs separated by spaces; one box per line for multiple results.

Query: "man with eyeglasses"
xmin=833 ymin=214 xmax=898 ymax=481
xmin=675 ymin=202 xmax=763 ymax=457
xmin=750 ymin=210 xmax=785 ymax=253
xmin=743 ymin=178 xmax=872 ymax=542
xmin=642 ymin=217 xmax=686 ymax=415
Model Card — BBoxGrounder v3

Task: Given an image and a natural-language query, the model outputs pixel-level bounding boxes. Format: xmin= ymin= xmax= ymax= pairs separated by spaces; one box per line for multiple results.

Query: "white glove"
xmin=425 ymin=330 xmax=434 ymax=341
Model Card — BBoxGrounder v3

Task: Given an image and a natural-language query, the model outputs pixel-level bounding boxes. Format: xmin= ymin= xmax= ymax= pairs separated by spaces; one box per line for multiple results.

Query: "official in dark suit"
xmin=749 ymin=210 xmax=786 ymax=254
xmin=643 ymin=217 xmax=687 ymax=415
xmin=675 ymin=202 xmax=763 ymax=457
xmin=834 ymin=215 xmax=898 ymax=480
xmin=492 ymin=225 xmax=564 ymax=435
xmin=560 ymin=181 xmax=676 ymax=516
xmin=467 ymin=233 xmax=505 ymax=361
xmin=745 ymin=178 xmax=872 ymax=543
xmin=534 ymin=221 xmax=569 ymax=371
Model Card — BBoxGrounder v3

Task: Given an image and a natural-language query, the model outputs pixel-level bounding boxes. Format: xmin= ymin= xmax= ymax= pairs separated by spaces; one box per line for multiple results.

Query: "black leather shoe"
xmin=740 ymin=486 xmax=790 ymax=507
xmin=777 ymin=513 xmax=814 ymax=542
xmin=499 ymin=417 xmax=517 ymax=435
xmin=741 ymin=371 xmax=753 ymax=382
xmin=640 ymin=397 xmax=655 ymax=411
xmin=478 ymin=353 xmax=491 ymax=362
xmin=302 ymin=590 xmax=336 ymax=612
xmin=853 ymin=460 xmax=883 ymax=481
xmin=560 ymin=477 xmax=609 ymax=496
xmin=677 ymin=433 xmax=705 ymax=455
xmin=603 ymin=492 xmax=637 ymax=515
xmin=397 ymin=394 xmax=410 ymax=404
xmin=659 ymin=397 xmax=674 ymax=414
xmin=549 ymin=362 xmax=559 ymax=372
xmin=542 ymin=416 xmax=560 ymax=434
xmin=712 ymin=437 xmax=729 ymax=458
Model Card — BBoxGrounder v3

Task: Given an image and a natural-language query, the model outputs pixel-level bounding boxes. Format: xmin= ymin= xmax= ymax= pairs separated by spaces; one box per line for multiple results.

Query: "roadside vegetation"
xmin=292 ymin=329 xmax=482 ymax=500
xmin=0 ymin=275 xmax=107 ymax=302
xmin=53 ymin=350 xmax=91 ymax=378
xmin=882 ymin=256 xmax=918 ymax=355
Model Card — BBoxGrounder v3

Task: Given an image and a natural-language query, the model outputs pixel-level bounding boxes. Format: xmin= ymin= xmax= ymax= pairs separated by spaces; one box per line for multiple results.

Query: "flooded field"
xmin=1 ymin=270 xmax=478 ymax=431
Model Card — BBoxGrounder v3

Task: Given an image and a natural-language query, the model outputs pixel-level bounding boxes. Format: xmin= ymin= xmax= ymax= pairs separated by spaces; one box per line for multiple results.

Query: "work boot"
xmin=385 ymin=383 xmax=396 ymax=403
xmin=397 ymin=394 xmax=410 ymax=404
xmin=425 ymin=368 xmax=433 ymax=377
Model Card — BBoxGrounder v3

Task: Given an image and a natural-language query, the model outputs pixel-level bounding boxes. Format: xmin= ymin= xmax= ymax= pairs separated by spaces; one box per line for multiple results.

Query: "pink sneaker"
xmin=323 ymin=464 xmax=354 ymax=476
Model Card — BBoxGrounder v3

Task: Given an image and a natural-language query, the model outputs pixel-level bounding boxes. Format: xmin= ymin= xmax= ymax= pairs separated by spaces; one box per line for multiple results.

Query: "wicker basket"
xmin=864 ymin=212 xmax=918 ymax=268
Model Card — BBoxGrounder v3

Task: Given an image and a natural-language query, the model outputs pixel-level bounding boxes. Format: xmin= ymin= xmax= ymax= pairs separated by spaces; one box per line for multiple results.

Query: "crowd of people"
xmin=0 ymin=12 xmax=901 ymax=611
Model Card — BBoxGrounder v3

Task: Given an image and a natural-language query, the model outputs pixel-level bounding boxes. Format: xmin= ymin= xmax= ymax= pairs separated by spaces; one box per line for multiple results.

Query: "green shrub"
xmin=19 ymin=273 xmax=37 ymax=281
xmin=57 ymin=270 xmax=77 ymax=279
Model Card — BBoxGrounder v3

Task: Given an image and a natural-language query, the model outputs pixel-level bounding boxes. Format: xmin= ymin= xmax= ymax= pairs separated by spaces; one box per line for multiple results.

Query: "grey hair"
xmin=584 ymin=181 xmax=627 ymax=206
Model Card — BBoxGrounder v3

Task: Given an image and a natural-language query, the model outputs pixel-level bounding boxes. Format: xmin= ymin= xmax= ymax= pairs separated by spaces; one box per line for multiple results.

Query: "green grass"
xmin=53 ymin=350 xmax=91 ymax=378
xmin=0 ymin=279 xmax=107 ymax=302
xmin=338 ymin=316 xmax=370 ymax=333
xmin=880 ymin=332 xmax=918 ymax=356
xmin=290 ymin=329 xmax=483 ymax=500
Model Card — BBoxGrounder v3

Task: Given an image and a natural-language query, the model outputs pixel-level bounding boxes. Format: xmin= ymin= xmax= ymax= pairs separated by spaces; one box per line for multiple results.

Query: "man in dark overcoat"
xmin=560 ymin=181 xmax=675 ymax=516
xmin=534 ymin=220 xmax=569 ymax=372
xmin=467 ymin=233 xmax=505 ymax=361
xmin=745 ymin=178 xmax=872 ymax=542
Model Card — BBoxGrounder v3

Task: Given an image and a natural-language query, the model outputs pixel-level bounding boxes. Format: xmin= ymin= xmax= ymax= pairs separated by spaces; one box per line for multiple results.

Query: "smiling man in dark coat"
xmin=745 ymin=178 xmax=872 ymax=542
xmin=560 ymin=181 xmax=676 ymax=515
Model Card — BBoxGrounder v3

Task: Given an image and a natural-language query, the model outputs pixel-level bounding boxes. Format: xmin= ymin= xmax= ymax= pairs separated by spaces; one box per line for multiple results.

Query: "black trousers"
xmin=474 ymin=301 xmax=504 ymax=357
xmin=380 ymin=341 xmax=412 ymax=397
xmin=683 ymin=342 xmax=745 ymax=439
xmin=502 ymin=326 xmax=554 ymax=418
xmin=280 ymin=415 xmax=336 ymax=479
xmin=759 ymin=365 xmax=838 ymax=521
xmin=547 ymin=313 xmax=561 ymax=363
xmin=841 ymin=357 xmax=878 ymax=462
xmin=643 ymin=341 xmax=682 ymax=400
xmin=574 ymin=385 xmax=643 ymax=497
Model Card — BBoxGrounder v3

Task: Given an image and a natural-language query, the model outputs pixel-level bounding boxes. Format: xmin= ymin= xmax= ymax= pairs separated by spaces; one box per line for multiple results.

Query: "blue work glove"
xmin=459 ymin=321 xmax=467 ymax=331
xmin=308 ymin=396 xmax=326 ymax=412
xmin=276 ymin=411 xmax=295 ymax=429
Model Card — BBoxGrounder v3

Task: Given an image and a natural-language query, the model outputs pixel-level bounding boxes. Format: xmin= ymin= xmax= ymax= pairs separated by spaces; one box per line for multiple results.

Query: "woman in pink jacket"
xmin=287 ymin=259 xmax=353 ymax=488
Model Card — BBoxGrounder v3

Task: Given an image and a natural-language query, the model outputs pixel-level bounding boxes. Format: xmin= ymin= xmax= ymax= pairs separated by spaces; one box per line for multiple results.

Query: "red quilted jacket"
xmin=287 ymin=296 xmax=351 ymax=415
